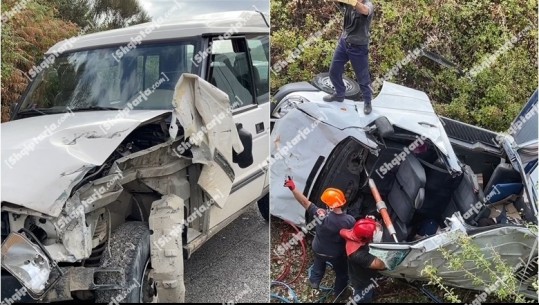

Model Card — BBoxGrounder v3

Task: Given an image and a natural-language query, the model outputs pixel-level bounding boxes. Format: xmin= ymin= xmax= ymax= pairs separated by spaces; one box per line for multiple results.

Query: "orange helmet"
xmin=320 ymin=188 xmax=346 ymax=208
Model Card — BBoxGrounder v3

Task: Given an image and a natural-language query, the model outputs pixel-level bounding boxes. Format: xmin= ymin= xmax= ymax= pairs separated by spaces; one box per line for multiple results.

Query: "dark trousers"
xmin=329 ymin=37 xmax=372 ymax=103
xmin=310 ymin=253 xmax=349 ymax=296
xmin=351 ymin=284 xmax=375 ymax=303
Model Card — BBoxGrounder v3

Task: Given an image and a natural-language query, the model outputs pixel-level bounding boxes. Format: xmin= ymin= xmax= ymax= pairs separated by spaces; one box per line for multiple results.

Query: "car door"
xmin=369 ymin=215 xmax=537 ymax=295
xmin=504 ymin=90 xmax=538 ymax=215
xmin=205 ymin=35 xmax=269 ymax=225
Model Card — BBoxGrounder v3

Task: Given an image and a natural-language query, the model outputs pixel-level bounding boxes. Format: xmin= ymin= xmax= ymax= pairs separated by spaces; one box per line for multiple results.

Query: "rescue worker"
xmin=324 ymin=0 xmax=375 ymax=115
xmin=340 ymin=216 xmax=386 ymax=303
xmin=284 ymin=176 xmax=355 ymax=297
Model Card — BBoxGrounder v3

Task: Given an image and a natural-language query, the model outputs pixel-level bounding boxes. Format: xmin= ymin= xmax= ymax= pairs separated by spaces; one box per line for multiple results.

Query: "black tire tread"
xmin=95 ymin=221 xmax=150 ymax=303
xmin=258 ymin=194 xmax=270 ymax=222
xmin=312 ymin=72 xmax=361 ymax=99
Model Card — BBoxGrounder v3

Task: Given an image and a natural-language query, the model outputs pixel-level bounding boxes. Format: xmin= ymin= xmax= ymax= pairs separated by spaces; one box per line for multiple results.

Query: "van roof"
xmin=46 ymin=11 xmax=269 ymax=54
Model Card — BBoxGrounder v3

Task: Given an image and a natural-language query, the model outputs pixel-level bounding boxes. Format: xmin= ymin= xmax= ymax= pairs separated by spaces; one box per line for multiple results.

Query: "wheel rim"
xmin=140 ymin=259 xmax=157 ymax=303
xmin=320 ymin=76 xmax=354 ymax=91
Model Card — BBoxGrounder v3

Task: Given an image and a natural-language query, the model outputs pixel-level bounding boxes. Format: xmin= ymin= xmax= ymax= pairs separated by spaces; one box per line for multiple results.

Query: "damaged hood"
xmin=1 ymin=110 xmax=169 ymax=216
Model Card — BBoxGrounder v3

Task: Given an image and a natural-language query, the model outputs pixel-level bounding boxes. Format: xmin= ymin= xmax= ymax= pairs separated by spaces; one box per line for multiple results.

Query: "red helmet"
xmin=352 ymin=217 xmax=377 ymax=241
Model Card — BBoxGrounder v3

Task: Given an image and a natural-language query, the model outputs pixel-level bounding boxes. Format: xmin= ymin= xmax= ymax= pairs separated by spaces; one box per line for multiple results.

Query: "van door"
xmin=206 ymin=35 xmax=269 ymax=224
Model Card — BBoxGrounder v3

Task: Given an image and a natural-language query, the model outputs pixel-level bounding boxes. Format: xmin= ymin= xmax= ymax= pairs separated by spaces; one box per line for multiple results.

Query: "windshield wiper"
xmin=17 ymin=108 xmax=51 ymax=116
xmin=70 ymin=106 xmax=122 ymax=112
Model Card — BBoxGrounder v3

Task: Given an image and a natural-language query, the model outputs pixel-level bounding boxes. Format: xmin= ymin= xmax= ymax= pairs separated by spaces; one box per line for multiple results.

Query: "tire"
xmin=311 ymin=72 xmax=361 ymax=100
xmin=257 ymin=194 xmax=270 ymax=222
xmin=95 ymin=222 xmax=154 ymax=303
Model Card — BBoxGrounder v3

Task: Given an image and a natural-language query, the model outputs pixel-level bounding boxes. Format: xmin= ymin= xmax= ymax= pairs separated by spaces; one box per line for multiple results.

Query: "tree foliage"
xmin=93 ymin=0 xmax=151 ymax=30
xmin=1 ymin=0 xmax=79 ymax=121
xmin=1 ymin=0 xmax=151 ymax=121
xmin=270 ymin=0 xmax=538 ymax=131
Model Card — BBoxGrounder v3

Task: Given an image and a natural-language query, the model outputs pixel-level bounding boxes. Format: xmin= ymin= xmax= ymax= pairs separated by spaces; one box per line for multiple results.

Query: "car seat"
xmin=383 ymin=154 xmax=426 ymax=241
xmin=443 ymin=165 xmax=485 ymax=225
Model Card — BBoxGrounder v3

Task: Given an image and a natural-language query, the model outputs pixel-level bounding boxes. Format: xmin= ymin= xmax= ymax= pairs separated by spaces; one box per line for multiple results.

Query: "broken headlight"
xmin=1 ymin=232 xmax=61 ymax=298
xmin=272 ymin=95 xmax=308 ymax=119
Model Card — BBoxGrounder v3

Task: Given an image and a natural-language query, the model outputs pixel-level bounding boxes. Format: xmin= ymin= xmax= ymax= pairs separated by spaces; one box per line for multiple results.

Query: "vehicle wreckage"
xmin=270 ymin=76 xmax=538 ymax=299
xmin=1 ymin=11 xmax=269 ymax=303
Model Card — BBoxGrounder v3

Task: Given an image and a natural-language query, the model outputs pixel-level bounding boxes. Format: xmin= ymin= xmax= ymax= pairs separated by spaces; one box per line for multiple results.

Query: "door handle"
xmin=255 ymin=122 xmax=265 ymax=134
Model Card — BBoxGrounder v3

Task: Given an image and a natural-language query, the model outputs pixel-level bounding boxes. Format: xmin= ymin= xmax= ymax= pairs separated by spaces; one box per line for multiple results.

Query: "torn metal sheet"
xmin=379 ymin=224 xmax=537 ymax=291
xmin=270 ymin=105 xmax=377 ymax=225
xmin=1 ymin=110 xmax=169 ymax=217
xmin=289 ymin=81 xmax=463 ymax=175
xmin=149 ymin=194 xmax=186 ymax=302
xmin=171 ymin=74 xmax=244 ymax=208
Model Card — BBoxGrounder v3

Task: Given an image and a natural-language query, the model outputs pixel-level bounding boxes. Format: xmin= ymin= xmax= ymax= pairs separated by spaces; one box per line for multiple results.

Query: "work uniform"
xmin=329 ymin=1 xmax=374 ymax=102
xmin=307 ymin=203 xmax=355 ymax=296
xmin=347 ymin=246 xmax=379 ymax=303
xmin=340 ymin=217 xmax=381 ymax=303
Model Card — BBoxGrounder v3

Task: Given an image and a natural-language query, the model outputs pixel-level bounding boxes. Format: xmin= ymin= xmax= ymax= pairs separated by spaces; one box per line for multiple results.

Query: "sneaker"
xmin=323 ymin=94 xmax=344 ymax=102
xmin=334 ymin=286 xmax=353 ymax=302
xmin=363 ymin=101 xmax=372 ymax=114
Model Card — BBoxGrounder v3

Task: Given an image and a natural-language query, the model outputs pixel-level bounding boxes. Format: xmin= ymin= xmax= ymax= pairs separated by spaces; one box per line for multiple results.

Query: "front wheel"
xmin=257 ymin=193 xmax=270 ymax=222
xmin=95 ymin=222 xmax=156 ymax=303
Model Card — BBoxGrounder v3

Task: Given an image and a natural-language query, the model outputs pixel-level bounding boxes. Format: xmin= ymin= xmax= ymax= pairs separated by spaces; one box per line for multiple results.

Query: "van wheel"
xmin=312 ymin=72 xmax=361 ymax=100
xmin=95 ymin=222 xmax=156 ymax=303
xmin=257 ymin=194 xmax=270 ymax=222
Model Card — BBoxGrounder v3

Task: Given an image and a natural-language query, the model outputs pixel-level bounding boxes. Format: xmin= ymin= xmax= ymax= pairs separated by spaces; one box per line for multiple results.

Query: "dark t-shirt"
xmin=307 ymin=203 xmax=355 ymax=258
xmin=348 ymin=246 xmax=379 ymax=288
xmin=341 ymin=1 xmax=374 ymax=46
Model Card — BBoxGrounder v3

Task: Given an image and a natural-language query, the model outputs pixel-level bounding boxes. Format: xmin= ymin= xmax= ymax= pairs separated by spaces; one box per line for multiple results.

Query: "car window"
xmin=247 ymin=35 xmax=269 ymax=103
xmin=209 ymin=38 xmax=255 ymax=109
xmin=18 ymin=40 xmax=201 ymax=112
xmin=129 ymin=43 xmax=198 ymax=109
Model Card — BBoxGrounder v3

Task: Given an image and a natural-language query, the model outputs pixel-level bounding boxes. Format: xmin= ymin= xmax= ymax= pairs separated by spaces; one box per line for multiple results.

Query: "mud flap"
xmin=170 ymin=73 xmax=244 ymax=208
xmin=149 ymin=195 xmax=185 ymax=302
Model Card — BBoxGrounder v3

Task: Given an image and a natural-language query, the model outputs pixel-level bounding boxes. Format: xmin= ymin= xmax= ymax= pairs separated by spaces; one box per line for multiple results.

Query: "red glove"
xmin=284 ymin=176 xmax=295 ymax=191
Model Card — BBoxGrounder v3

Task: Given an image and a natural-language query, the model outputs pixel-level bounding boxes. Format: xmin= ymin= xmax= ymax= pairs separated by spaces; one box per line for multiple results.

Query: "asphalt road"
xmin=184 ymin=203 xmax=269 ymax=303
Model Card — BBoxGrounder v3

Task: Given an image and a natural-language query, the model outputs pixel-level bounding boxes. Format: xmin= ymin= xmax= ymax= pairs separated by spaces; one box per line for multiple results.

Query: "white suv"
xmin=1 ymin=11 xmax=269 ymax=303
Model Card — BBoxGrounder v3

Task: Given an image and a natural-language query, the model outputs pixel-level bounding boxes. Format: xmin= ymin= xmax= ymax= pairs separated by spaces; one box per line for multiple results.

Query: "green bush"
xmin=422 ymin=231 xmax=538 ymax=303
xmin=270 ymin=0 xmax=538 ymax=132
xmin=1 ymin=0 xmax=150 ymax=121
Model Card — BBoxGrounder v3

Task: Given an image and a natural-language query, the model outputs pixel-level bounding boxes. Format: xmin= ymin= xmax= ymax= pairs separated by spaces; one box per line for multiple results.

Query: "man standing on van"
xmin=324 ymin=0 xmax=374 ymax=115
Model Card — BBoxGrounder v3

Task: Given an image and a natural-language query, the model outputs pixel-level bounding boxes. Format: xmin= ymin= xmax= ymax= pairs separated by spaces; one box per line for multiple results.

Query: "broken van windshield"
xmin=18 ymin=39 xmax=201 ymax=113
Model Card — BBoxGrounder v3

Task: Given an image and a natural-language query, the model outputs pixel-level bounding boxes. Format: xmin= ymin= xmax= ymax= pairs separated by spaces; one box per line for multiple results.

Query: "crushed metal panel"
xmin=270 ymin=106 xmax=376 ymax=225
xmin=171 ymin=73 xmax=244 ymax=208
xmin=149 ymin=194 xmax=186 ymax=302
xmin=291 ymin=82 xmax=462 ymax=175
xmin=1 ymin=110 xmax=169 ymax=217
xmin=372 ymin=82 xmax=462 ymax=174
xmin=381 ymin=224 xmax=537 ymax=292
xmin=52 ymin=198 xmax=93 ymax=261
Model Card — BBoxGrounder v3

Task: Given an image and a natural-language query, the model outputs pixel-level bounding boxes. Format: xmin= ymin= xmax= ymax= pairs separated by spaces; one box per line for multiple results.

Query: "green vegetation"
xmin=271 ymin=0 xmax=538 ymax=131
xmin=422 ymin=232 xmax=538 ymax=303
xmin=1 ymin=0 xmax=150 ymax=121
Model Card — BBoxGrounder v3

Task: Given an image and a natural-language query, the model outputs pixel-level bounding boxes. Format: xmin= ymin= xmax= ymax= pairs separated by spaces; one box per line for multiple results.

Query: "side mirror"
xmin=233 ymin=123 xmax=253 ymax=168
xmin=374 ymin=116 xmax=394 ymax=138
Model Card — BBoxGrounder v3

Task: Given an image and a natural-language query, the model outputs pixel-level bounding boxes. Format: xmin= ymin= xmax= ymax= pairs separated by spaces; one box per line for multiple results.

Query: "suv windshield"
xmin=18 ymin=39 xmax=201 ymax=114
